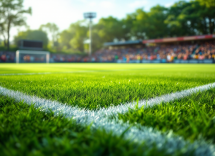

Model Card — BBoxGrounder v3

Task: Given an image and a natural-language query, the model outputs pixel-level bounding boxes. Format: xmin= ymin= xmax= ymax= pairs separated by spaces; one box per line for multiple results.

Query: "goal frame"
xmin=16 ymin=50 xmax=50 ymax=63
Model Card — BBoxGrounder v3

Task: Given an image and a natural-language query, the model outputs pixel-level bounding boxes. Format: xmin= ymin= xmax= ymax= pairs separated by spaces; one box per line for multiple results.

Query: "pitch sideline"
xmin=0 ymin=83 xmax=215 ymax=156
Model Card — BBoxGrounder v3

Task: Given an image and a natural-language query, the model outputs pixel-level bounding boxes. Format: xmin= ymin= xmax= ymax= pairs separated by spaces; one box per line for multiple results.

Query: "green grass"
xmin=0 ymin=64 xmax=215 ymax=155
xmin=0 ymin=64 xmax=215 ymax=109
xmin=0 ymin=63 xmax=215 ymax=74
xmin=0 ymin=95 xmax=172 ymax=156
xmin=117 ymin=88 xmax=215 ymax=143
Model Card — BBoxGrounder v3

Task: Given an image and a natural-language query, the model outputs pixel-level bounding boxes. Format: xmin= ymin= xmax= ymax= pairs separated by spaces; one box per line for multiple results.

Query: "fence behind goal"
xmin=16 ymin=50 xmax=50 ymax=63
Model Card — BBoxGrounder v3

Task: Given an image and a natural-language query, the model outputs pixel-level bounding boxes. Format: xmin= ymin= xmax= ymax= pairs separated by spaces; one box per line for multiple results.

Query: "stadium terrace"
xmin=1 ymin=34 xmax=215 ymax=64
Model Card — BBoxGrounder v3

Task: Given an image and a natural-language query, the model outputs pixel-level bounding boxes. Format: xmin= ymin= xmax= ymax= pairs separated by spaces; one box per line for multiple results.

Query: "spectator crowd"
xmin=89 ymin=40 xmax=215 ymax=63
xmin=0 ymin=51 xmax=15 ymax=63
xmin=1 ymin=41 xmax=215 ymax=63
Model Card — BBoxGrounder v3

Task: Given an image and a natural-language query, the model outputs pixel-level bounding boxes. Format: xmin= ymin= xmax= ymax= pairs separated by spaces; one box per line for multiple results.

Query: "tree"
xmin=127 ymin=9 xmax=149 ymax=40
xmin=147 ymin=5 xmax=169 ymax=38
xmin=95 ymin=16 xmax=127 ymax=42
xmin=165 ymin=1 xmax=194 ymax=37
xmin=90 ymin=16 xmax=129 ymax=51
xmin=195 ymin=0 xmax=215 ymax=34
xmin=196 ymin=0 xmax=215 ymax=8
xmin=14 ymin=30 xmax=49 ymax=48
xmin=39 ymin=23 xmax=59 ymax=43
xmin=0 ymin=0 xmax=31 ymax=50
xmin=124 ymin=6 xmax=168 ymax=40
xmin=122 ymin=12 xmax=138 ymax=40
xmin=58 ymin=21 xmax=88 ymax=53
xmin=39 ymin=23 xmax=60 ymax=52
xmin=165 ymin=1 xmax=215 ymax=36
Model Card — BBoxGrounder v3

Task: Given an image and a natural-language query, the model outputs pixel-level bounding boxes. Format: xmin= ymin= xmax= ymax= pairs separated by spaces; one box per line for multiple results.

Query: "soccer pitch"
xmin=0 ymin=64 xmax=215 ymax=156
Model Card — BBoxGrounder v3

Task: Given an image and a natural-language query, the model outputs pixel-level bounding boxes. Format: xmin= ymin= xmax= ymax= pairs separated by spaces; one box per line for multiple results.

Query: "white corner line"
xmin=95 ymin=82 xmax=215 ymax=117
xmin=0 ymin=83 xmax=215 ymax=156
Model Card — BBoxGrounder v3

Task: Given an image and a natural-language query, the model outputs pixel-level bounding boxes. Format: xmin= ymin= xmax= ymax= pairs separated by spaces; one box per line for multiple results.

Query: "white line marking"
xmin=0 ymin=68 xmax=149 ymax=76
xmin=95 ymin=82 xmax=215 ymax=117
xmin=0 ymin=71 xmax=94 ymax=76
xmin=0 ymin=83 xmax=215 ymax=156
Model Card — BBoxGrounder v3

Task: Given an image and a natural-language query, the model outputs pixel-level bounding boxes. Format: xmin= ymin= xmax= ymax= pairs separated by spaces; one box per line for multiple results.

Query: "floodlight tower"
xmin=84 ymin=12 xmax=96 ymax=56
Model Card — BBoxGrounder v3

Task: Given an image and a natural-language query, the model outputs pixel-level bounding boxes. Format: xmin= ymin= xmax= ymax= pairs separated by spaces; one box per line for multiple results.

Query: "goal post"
xmin=16 ymin=50 xmax=50 ymax=63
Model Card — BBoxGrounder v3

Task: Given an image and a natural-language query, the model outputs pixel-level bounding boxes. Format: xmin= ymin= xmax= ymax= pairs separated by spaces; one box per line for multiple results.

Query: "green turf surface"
xmin=0 ymin=64 xmax=215 ymax=155
xmin=0 ymin=63 xmax=215 ymax=74
xmin=0 ymin=64 xmax=215 ymax=109
xmin=0 ymin=95 xmax=173 ymax=156
xmin=117 ymin=88 xmax=215 ymax=143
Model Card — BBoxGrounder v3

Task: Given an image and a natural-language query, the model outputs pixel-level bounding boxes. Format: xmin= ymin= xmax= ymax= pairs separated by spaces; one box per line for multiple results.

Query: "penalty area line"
xmin=0 ymin=83 xmax=215 ymax=156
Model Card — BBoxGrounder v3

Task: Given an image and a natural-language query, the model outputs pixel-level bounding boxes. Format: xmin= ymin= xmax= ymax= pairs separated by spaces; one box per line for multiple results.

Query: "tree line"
xmin=0 ymin=0 xmax=215 ymax=53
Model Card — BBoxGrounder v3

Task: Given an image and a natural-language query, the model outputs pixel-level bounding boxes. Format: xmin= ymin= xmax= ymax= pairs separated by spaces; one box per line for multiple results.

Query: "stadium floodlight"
xmin=16 ymin=50 xmax=50 ymax=63
xmin=84 ymin=12 xmax=96 ymax=56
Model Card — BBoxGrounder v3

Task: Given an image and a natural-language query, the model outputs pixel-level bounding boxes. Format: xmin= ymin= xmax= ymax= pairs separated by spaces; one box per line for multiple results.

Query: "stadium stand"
xmin=0 ymin=51 xmax=16 ymax=63
xmin=94 ymin=40 xmax=215 ymax=64
xmin=92 ymin=34 xmax=215 ymax=63
xmin=1 ymin=35 xmax=215 ymax=63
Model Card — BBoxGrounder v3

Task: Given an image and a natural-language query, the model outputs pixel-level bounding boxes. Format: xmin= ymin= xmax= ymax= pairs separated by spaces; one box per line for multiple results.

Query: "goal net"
xmin=16 ymin=50 xmax=50 ymax=63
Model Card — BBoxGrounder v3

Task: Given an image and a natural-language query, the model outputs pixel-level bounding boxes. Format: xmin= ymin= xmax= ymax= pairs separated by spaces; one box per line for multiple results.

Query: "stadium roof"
xmin=142 ymin=34 xmax=215 ymax=44
xmin=104 ymin=40 xmax=142 ymax=46
xmin=104 ymin=35 xmax=215 ymax=47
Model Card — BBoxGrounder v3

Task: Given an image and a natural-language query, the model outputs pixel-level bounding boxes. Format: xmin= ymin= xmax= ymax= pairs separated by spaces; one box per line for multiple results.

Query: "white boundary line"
xmin=0 ymin=70 xmax=117 ymax=76
xmin=0 ymin=83 xmax=215 ymax=156
xmin=0 ymin=68 xmax=150 ymax=76
xmin=0 ymin=71 xmax=95 ymax=76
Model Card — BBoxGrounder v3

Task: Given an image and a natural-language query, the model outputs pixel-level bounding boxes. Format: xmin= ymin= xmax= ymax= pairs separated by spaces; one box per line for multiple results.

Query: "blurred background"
xmin=0 ymin=0 xmax=214 ymax=63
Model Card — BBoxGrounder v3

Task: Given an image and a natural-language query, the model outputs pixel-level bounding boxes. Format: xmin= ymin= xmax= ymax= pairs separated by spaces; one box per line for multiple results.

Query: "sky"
xmin=11 ymin=0 xmax=183 ymax=38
